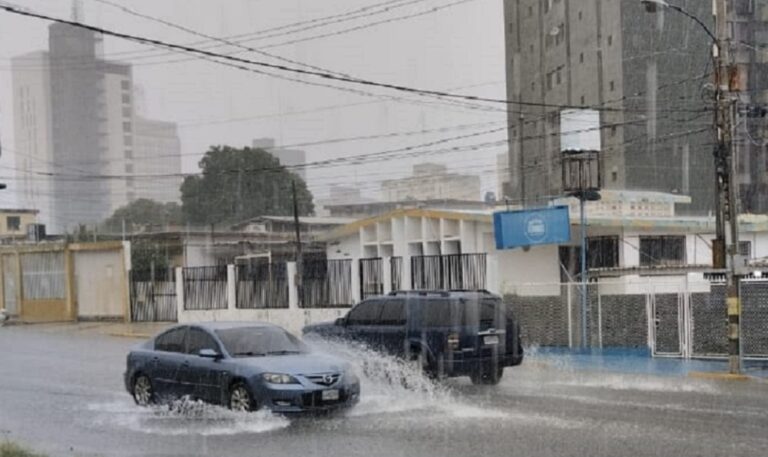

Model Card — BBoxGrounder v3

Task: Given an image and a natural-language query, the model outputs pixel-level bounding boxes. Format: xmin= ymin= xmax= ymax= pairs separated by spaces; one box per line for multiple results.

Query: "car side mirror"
xmin=335 ymin=317 xmax=346 ymax=327
xmin=199 ymin=348 xmax=221 ymax=359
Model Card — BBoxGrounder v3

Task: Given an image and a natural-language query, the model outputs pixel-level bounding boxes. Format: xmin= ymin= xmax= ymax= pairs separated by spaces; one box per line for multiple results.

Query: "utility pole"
xmin=292 ymin=180 xmax=303 ymax=307
xmin=713 ymin=0 xmax=742 ymax=374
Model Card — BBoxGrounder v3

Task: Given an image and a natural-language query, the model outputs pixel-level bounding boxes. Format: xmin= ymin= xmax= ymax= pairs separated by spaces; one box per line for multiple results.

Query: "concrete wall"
xmin=74 ymin=248 xmax=128 ymax=320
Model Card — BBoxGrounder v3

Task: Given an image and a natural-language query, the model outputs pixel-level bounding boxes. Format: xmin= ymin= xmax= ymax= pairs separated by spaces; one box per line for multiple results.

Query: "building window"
xmin=122 ymin=94 xmax=131 ymax=104
xmin=530 ymin=44 xmax=534 ymax=54
xmin=611 ymin=125 xmax=617 ymax=136
xmin=6 ymin=216 xmax=20 ymax=232
xmin=546 ymin=72 xmax=554 ymax=90
xmin=639 ymin=236 xmax=686 ymax=267
xmin=529 ymin=5 xmax=533 ymax=17
xmin=123 ymin=122 xmax=132 ymax=133
xmin=122 ymin=107 xmax=131 ymax=118
xmin=556 ymin=67 xmax=562 ymax=84
xmin=578 ymin=10 xmax=582 ymax=20
xmin=124 ymin=135 xmax=132 ymax=146
xmin=607 ymin=35 xmax=613 ymax=46
xmin=579 ymin=52 xmax=584 ymax=63
xmin=125 ymin=163 xmax=134 ymax=174
xmin=125 ymin=149 xmax=133 ymax=159
xmin=580 ymin=95 xmax=585 ymax=105
xmin=739 ymin=241 xmax=752 ymax=257
xmin=609 ymin=80 xmax=615 ymax=91
xmin=588 ymin=236 xmax=620 ymax=269
xmin=531 ymin=81 xmax=535 ymax=91
xmin=121 ymin=80 xmax=130 ymax=91
xmin=611 ymin=170 xmax=618 ymax=182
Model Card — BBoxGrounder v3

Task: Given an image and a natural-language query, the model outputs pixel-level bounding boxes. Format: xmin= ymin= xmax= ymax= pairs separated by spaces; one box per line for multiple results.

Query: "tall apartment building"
xmin=133 ymin=117 xmax=182 ymax=203
xmin=12 ymin=19 xmax=181 ymax=232
xmin=503 ymin=0 xmax=715 ymax=213
xmin=381 ymin=163 xmax=481 ymax=202
xmin=253 ymin=138 xmax=307 ymax=182
xmin=730 ymin=0 xmax=768 ymax=213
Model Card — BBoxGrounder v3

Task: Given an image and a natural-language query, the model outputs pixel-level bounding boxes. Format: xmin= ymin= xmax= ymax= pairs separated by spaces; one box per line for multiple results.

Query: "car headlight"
xmin=262 ymin=373 xmax=299 ymax=384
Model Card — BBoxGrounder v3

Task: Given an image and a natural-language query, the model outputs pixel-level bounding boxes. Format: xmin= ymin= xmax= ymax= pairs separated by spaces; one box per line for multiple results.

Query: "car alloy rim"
xmin=134 ymin=376 xmax=152 ymax=405
xmin=230 ymin=387 xmax=250 ymax=412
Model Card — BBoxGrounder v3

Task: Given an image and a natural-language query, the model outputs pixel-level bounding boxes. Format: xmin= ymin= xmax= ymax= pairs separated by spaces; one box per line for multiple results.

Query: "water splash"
xmin=88 ymin=398 xmax=290 ymax=436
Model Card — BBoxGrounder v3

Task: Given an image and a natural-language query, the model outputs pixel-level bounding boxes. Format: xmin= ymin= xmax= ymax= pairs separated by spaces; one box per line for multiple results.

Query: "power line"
xmin=0 ymin=5 xmax=711 ymax=115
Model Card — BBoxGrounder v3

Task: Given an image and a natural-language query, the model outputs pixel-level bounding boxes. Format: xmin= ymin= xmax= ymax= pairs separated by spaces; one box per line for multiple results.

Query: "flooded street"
xmin=1 ymin=326 xmax=767 ymax=457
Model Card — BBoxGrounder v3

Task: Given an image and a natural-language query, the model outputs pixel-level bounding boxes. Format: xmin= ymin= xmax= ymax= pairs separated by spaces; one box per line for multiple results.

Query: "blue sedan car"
xmin=124 ymin=322 xmax=360 ymax=414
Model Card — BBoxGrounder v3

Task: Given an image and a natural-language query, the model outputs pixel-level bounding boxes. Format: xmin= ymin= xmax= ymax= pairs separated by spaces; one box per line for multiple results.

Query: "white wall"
xmin=74 ymin=249 xmax=128 ymax=319
xmin=495 ymin=244 xmax=561 ymax=295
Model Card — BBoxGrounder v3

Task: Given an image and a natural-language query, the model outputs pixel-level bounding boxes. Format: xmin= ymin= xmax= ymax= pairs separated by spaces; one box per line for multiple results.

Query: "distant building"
xmin=381 ymin=163 xmax=481 ymax=202
xmin=324 ymin=199 xmax=493 ymax=219
xmin=0 ymin=209 xmax=39 ymax=240
xmin=315 ymin=185 xmax=377 ymax=217
xmin=253 ymin=138 xmax=307 ymax=182
xmin=11 ymin=5 xmax=180 ymax=233
xmin=132 ymin=117 xmax=182 ymax=203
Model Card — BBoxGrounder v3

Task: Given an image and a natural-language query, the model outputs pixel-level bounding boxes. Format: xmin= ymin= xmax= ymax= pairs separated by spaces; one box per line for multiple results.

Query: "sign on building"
xmin=560 ymin=109 xmax=601 ymax=152
xmin=493 ymin=206 xmax=571 ymax=249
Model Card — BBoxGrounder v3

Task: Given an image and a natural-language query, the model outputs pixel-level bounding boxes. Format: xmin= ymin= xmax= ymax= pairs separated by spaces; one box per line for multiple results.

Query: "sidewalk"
xmin=531 ymin=347 xmax=768 ymax=381
xmin=3 ymin=321 xmax=172 ymax=339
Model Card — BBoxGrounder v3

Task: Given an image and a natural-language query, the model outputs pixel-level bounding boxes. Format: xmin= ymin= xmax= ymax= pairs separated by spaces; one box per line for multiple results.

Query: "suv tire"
xmin=470 ymin=365 xmax=504 ymax=386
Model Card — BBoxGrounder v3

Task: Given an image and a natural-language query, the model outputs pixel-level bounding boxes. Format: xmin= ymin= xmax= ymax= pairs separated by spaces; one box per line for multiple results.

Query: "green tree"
xmin=103 ymin=199 xmax=183 ymax=233
xmin=181 ymin=145 xmax=313 ymax=225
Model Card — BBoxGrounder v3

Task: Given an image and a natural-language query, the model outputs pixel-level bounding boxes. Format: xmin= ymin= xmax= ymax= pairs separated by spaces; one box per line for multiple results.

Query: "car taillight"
xmin=447 ymin=333 xmax=460 ymax=350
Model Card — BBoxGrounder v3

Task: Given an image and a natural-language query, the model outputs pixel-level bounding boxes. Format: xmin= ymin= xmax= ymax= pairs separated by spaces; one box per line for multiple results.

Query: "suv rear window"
xmin=420 ymin=298 xmax=504 ymax=328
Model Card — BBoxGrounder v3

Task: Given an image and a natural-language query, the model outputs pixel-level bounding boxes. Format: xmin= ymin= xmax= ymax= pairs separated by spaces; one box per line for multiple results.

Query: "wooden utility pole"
xmin=292 ymin=180 xmax=303 ymax=307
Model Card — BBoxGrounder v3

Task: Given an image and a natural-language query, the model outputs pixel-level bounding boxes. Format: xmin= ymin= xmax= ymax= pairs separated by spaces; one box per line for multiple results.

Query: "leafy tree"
xmin=103 ymin=199 xmax=183 ymax=233
xmin=181 ymin=145 xmax=314 ymax=225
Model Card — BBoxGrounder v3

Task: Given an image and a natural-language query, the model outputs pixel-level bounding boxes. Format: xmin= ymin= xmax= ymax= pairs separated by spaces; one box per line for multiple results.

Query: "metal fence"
xmin=236 ymin=262 xmax=289 ymax=309
xmin=183 ymin=265 xmax=228 ymax=311
xmin=411 ymin=253 xmax=486 ymax=291
xmin=359 ymin=258 xmax=383 ymax=299
xmin=130 ymin=268 xmax=177 ymax=322
xmin=390 ymin=257 xmax=403 ymax=291
xmin=504 ymin=280 xmax=768 ymax=359
xmin=20 ymin=252 xmax=66 ymax=300
xmin=301 ymin=259 xmax=353 ymax=308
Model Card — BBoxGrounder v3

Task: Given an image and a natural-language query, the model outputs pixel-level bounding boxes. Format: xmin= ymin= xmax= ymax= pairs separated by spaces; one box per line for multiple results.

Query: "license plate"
xmin=321 ymin=389 xmax=339 ymax=401
xmin=484 ymin=335 xmax=500 ymax=345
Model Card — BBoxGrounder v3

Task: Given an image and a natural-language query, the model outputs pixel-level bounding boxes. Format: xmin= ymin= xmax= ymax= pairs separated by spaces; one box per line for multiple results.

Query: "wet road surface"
xmin=1 ymin=325 xmax=768 ymax=457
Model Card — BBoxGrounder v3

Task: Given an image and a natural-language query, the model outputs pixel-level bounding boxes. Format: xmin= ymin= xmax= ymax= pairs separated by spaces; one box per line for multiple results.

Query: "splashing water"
xmin=88 ymin=398 xmax=290 ymax=436
xmin=305 ymin=337 xmax=509 ymax=420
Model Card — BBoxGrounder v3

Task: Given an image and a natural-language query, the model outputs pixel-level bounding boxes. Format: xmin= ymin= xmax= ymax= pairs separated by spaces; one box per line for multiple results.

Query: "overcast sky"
xmin=0 ymin=0 xmax=506 ymax=207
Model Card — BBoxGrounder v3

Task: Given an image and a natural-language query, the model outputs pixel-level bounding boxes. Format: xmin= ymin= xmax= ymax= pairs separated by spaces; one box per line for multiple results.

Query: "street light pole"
xmin=642 ymin=0 xmax=740 ymax=373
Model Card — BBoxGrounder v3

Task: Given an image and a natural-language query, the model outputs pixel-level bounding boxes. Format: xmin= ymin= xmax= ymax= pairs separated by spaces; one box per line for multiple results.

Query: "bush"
xmin=0 ymin=442 xmax=46 ymax=457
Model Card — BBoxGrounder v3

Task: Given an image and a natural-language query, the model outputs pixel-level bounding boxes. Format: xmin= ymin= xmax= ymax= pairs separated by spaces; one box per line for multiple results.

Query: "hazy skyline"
xmin=0 ymin=0 xmax=506 ymax=210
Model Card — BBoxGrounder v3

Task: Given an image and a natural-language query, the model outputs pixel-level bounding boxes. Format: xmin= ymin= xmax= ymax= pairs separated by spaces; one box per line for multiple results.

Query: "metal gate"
xmin=359 ymin=258 xmax=383 ymax=299
xmin=411 ymin=254 xmax=487 ymax=291
xmin=652 ymin=293 xmax=683 ymax=356
xmin=130 ymin=269 xmax=177 ymax=322
xmin=2 ymin=255 xmax=18 ymax=316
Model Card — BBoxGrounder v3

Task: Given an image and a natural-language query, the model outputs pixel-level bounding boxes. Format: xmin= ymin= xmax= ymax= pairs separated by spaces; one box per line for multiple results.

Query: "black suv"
xmin=303 ymin=290 xmax=523 ymax=385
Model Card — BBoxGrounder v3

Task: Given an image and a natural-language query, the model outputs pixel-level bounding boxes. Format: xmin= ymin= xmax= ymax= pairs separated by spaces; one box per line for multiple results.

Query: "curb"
xmin=688 ymin=371 xmax=752 ymax=381
xmin=108 ymin=332 xmax=152 ymax=339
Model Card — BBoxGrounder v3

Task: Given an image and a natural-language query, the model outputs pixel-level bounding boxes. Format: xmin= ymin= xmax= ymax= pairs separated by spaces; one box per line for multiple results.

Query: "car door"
xmin=345 ymin=299 xmax=385 ymax=349
xmin=152 ymin=326 xmax=188 ymax=398
xmin=182 ymin=327 xmax=226 ymax=404
xmin=377 ymin=299 xmax=407 ymax=356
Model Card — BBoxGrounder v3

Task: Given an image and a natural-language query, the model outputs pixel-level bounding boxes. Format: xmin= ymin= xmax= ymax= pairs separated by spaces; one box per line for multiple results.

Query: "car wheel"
xmin=229 ymin=383 xmax=256 ymax=412
xmin=470 ymin=365 xmax=504 ymax=386
xmin=133 ymin=374 xmax=154 ymax=406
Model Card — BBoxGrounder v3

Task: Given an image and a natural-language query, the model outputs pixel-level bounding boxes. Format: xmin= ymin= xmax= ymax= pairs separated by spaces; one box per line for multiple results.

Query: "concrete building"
xmin=0 ymin=209 xmax=39 ymax=240
xmin=381 ymin=163 xmax=481 ymax=202
xmin=253 ymin=138 xmax=307 ymax=182
xmin=132 ymin=117 xmax=182 ymax=203
xmin=12 ymin=21 xmax=135 ymax=233
xmin=503 ymin=0 xmax=714 ymax=213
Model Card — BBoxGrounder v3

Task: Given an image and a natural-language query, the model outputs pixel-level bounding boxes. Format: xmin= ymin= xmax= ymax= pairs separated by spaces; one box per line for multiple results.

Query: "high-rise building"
xmin=503 ymin=0 xmax=715 ymax=213
xmin=12 ymin=14 xmax=181 ymax=232
xmin=132 ymin=117 xmax=182 ymax=203
xmin=253 ymin=138 xmax=307 ymax=182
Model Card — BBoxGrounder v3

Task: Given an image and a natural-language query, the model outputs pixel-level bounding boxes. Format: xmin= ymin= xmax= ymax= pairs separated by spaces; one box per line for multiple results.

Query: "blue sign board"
xmin=493 ymin=206 xmax=571 ymax=249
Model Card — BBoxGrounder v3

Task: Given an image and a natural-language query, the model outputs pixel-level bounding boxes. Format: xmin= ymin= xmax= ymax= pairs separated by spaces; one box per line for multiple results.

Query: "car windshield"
xmin=215 ymin=327 xmax=308 ymax=357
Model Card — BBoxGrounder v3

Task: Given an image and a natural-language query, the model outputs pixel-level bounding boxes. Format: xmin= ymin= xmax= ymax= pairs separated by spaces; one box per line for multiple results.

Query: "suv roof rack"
xmin=387 ymin=289 xmax=494 ymax=297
